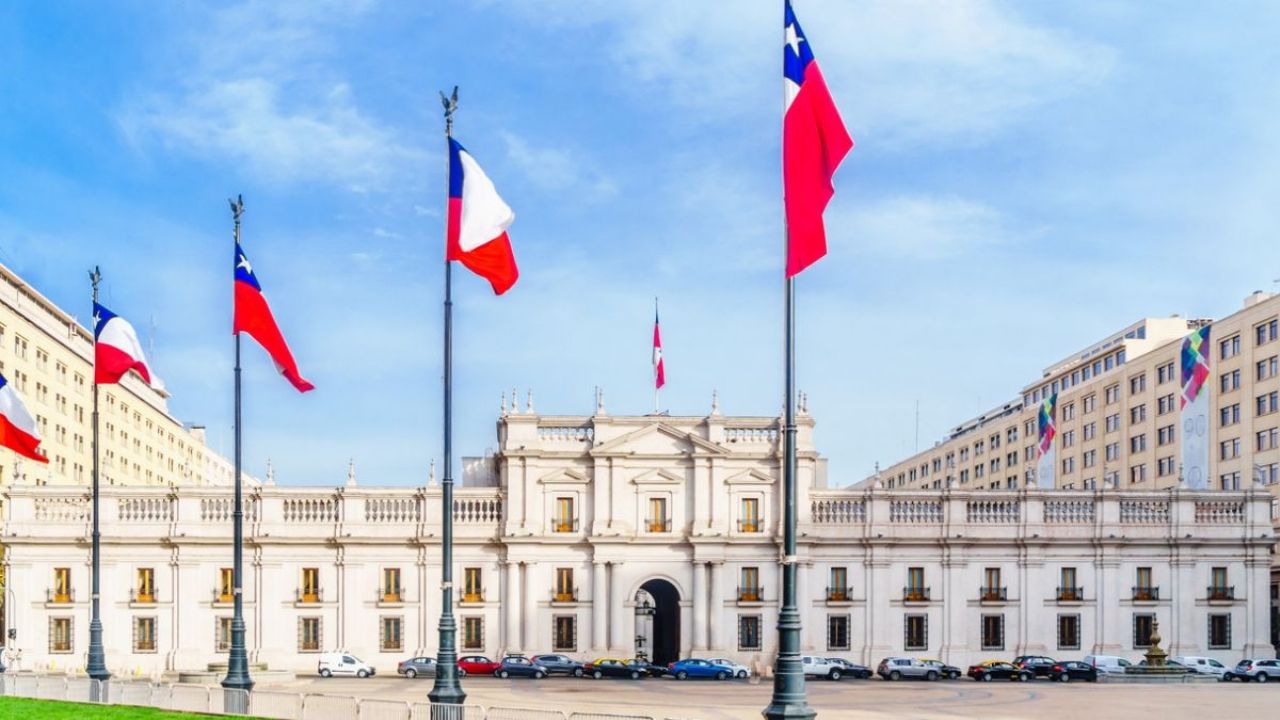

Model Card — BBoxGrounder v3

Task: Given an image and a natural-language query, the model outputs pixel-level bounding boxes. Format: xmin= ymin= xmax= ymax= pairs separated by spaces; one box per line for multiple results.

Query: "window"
xmin=739 ymin=567 xmax=760 ymax=602
xmin=1061 ymin=403 xmax=1075 ymax=421
xmin=1129 ymin=375 xmax=1146 ymax=395
xmin=136 ymin=567 xmax=155 ymax=602
xmin=1057 ymin=614 xmax=1080 ymax=650
xmin=1130 ymin=434 xmax=1146 ymax=453
xmin=299 ymin=617 xmax=321 ymax=652
xmin=739 ymin=497 xmax=761 ymax=532
xmin=380 ymin=616 xmax=403 ymax=652
xmin=1219 ymin=471 xmax=1241 ymax=490
xmin=218 ymin=568 xmax=234 ymax=602
xmin=217 ymin=617 xmax=234 ymax=652
xmin=1083 ymin=449 xmax=1096 ymax=468
xmin=904 ymin=614 xmax=928 ymax=650
xmin=1157 ymin=394 xmax=1176 ymax=415
xmin=1059 ymin=568 xmax=1079 ymax=600
xmin=553 ymin=496 xmax=576 ymax=532
xmin=1083 ymin=422 xmax=1096 ymax=441
xmin=738 ymin=615 xmax=762 ymax=651
xmin=1220 ymin=335 xmax=1240 ymax=360
xmin=1257 ymin=391 xmax=1279 ymax=417
xmin=828 ymin=567 xmax=849 ymax=601
xmin=1130 ymin=405 xmax=1147 ymax=424
xmin=1157 ymin=361 xmax=1175 ymax=384
xmin=382 ymin=568 xmax=402 ymax=602
xmin=1220 ymin=437 xmax=1241 ymax=460
xmin=1061 ymin=456 xmax=1074 ymax=474
xmin=647 ymin=496 xmax=669 ymax=532
xmin=1135 ymin=567 xmax=1154 ymax=599
xmin=134 ymin=617 xmax=157 ymax=652
xmin=1258 ymin=428 xmax=1279 ymax=452
xmin=554 ymin=568 xmax=575 ymax=602
xmin=1158 ymin=424 xmax=1176 ymax=446
xmin=1062 ymin=430 xmax=1075 ymax=448
xmin=1105 ymin=442 xmax=1119 ymax=462
xmin=1257 ymin=356 xmax=1278 ymax=381
xmin=1083 ymin=395 xmax=1096 ymax=413
xmin=553 ymin=616 xmax=577 ymax=651
xmin=463 ymin=567 xmax=483 ymax=602
xmin=906 ymin=567 xmax=926 ymax=601
xmin=50 ymin=617 xmax=73 ymax=653
xmin=301 ymin=568 xmax=320 ymax=602
xmin=827 ymin=615 xmax=850 ymax=650
xmin=981 ymin=615 xmax=1004 ymax=650
xmin=1133 ymin=614 xmax=1156 ymax=648
xmin=1220 ymin=370 xmax=1241 ymax=393
xmin=982 ymin=568 xmax=1003 ymax=600
xmin=1105 ymin=384 xmax=1120 ymax=404
xmin=1130 ymin=464 xmax=1147 ymax=484
xmin=1210 ymin=567 xmax=1229 ymax=595
xmin=1221 ymin=403 xmax=1241 ymax=426
xmin=1105 ymin=414 xmax=1120 ymax=433
xmin=1157 ymin=456 xmax=1176 ymax=477
xmin=52 ymin=567 xmax=71 ymax=603
xmin=463 ymin=617 xmax=484 ymax=649
xmin=1256 ymin=318 xmax=1278 ymax=346
xmin=1207 ymin=615 xmax=1231 ymax=649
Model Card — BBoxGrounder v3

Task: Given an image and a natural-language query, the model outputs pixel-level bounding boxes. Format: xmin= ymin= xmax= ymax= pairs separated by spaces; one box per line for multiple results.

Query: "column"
xmin=504 ymin=561 xmax=521 ymax=654
xmin=692 ymin=562 xmax=707 ymax=650
xmin=522 ymin=562 xmax=537 ymax=650
xmin=608 ymin=563 xmax=627 ymax=651
xmin=708 ymin=562 xmax=725 ymax=652
xmin=592 ymin=561 xmax=607 ymax=651
xmin=796 ymin=562 xmax=810 ymax=651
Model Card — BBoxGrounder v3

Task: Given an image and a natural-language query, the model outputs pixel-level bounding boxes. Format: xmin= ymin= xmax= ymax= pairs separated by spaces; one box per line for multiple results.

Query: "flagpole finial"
xmin=229 ymin=194 xmax=245 ymax=223
xmin=711 ymin=389 xmax=721 ymax=416
xmin=265 ymin=458 xmax=276 ymax=486
xmin=428 ymin=459 xmax=438 ymax=487
xmin=346 ymin=458 xmax=357 ymax=487
xmin=500 ymin=391 xmax=508 ymax=417
xmin=526 ymin=388 xmax=535 ymax=415
xmin=89 ymin=266 xmax=102 ymax=305
xmin=595 ymin=386 xmax=606 ymax=416
xmin=440 ymin=86 xmax=459 ymax=135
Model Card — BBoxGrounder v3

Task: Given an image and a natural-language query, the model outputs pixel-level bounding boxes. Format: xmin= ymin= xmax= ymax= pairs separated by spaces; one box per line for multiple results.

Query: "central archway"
xmin=638 ymin=579 xmax=681 ymax=666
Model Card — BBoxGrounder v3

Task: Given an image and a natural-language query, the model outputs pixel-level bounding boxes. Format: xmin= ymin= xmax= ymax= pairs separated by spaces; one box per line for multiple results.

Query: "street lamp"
xmin=634 ymin=592 xmax=655 ymax=663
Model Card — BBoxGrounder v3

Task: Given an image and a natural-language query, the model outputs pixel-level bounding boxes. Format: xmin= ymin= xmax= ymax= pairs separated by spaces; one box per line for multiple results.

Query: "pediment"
xmin=537 ymin=468 xmax=590 ymax=485
xmin=630 ymin=468 xmax=686 ymax=485
xmin=591 ymin=422 xmax=730 ymax=458
xmin=725 ymin=468 xmax=775 ymax=486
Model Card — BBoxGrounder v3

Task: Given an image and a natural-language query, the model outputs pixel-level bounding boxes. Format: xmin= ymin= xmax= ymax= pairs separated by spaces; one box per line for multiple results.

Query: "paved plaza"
xmin=262 ymin=675 xmax=1279 ymax=720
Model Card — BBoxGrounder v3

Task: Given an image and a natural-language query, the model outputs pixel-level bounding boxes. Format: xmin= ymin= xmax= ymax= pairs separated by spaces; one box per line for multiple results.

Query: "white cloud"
xmin=834 ymin=195 xmax=1013 ymax=260
xmin=500 ymin=131 xmax=617 ymax=200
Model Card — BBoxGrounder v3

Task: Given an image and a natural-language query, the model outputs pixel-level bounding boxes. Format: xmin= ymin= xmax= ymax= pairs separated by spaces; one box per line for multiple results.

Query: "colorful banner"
xmin=1180 ymin=325 xmax=1211 ymax=490
xmin=1036 ymin=392 xmax=1058 ymax=489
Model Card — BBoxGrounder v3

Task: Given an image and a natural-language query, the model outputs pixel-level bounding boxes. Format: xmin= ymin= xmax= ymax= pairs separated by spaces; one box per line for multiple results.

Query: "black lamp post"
xmin=634 ymin=592 xmax=655 ymax=663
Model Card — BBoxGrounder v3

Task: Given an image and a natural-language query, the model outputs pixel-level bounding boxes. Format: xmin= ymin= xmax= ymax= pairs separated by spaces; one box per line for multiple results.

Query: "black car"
xmin=827 ymin=658 xmax=873 ymax=679
xmin=584 ymin=658 xmax=645 ymax=679
xmin=1013 ymin=655 xmax=1058 ymax=678
xmin=495 ymin=656 xmax=548 ymax=679
xmin=532 ymin=654 xmax=585 ymax=677
xmin=1049 ymin=661 xmax=1098 ymax=682
xmin=920 ymin=659 xmax=963 ymax=680
xmin=968 ymin=662 xmax=1033 ymax=682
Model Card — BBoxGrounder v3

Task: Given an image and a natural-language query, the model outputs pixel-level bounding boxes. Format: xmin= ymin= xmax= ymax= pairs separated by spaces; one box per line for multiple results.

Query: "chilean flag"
xmin=653 ymin=305 xmax=665 ymax=390
xmin=94 ymin=302 xmax=153 ymax=385
xmin=783 ymin=0 xmax=853 ymax=277
xmin=234 ymin=241 xmax=314 ymax=392
xmin=0 ymin=372 xmax=47 ymax=463
xmin=447 ymin=138 xmax=518 ymax=295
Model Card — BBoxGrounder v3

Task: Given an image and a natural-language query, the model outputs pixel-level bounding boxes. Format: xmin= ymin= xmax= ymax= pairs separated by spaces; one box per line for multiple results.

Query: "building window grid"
xmin=1133 ymin=614 xmax=1156 ymax=649
xmin=49 ymin=617 xmax=73 ymax=653
xmin=380 ymin=616 xmax=403 ymax=652
xmin=298 ymin=617 xmax=321 ymax=653
xmin=904 ymin=615 xmax=928 ymax=651
xmin=738 ymin=615 xmax=762 ymax=651
xmin=1057 ymin=614 xmax=1081 ymax=650
xmin=980 ymin=614 xmax=1005 ymax=651
xmin=1207 ymin=615 xmax=1232 ymax=650
xmin=826 ymin=615 xmax=851 ymax=651
xmin=553 ymin=615 xmax=577 ymax=651
xmin=133 ymin=616 xmax=157 ymax=653
xmin=463 ymin=617 xmax=484 ymax=650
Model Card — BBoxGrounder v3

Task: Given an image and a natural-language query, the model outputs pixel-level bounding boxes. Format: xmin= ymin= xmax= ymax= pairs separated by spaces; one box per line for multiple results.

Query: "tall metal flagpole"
xmin=87 ymin=267 xmax=110 ymax=699
xmin=654 ymin=297 xmax=660 ymax=414
xmin=429 ymin=85 xmax=466 ymax=708
xmin=766 ymin=2 xmax=813 ymax=716
xmin=222 ymin=195 xmax=253 ymax=713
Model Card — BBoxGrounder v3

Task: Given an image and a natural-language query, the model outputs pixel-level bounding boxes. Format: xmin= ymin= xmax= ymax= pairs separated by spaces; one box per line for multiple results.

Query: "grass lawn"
xmin=0 ymin=696 xmax=266 ymax=719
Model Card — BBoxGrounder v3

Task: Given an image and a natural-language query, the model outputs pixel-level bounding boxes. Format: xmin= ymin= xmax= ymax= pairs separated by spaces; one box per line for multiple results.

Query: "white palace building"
xmin=1 ymin=403 xmax=1276 ymax=676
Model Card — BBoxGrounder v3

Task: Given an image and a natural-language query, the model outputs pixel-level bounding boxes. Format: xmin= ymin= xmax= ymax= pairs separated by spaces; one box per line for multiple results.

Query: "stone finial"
xmin=511 ymin=387 xmax=520 ymax=414
xmin=266 ymin=458 xmax=276 ymax=486
xmin=710 ymin=389 xmax=721 ymax=416
xmin=428 ymin=459 xmax=437 ymax=487
xmin=797 ymin=391 xmax=808 ymax=416
xmin=595 ymin=386 xmax=606 ymax=416
xmin=500 ymin=391 xmax=508 ymax=417
xmin=346 ymin=459 xmax=357 ymax=487
xmin=526 ymin=388 xmax=535 ymax=414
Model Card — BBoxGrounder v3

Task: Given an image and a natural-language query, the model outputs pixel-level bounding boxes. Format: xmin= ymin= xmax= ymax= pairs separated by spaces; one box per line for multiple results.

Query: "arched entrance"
xmin=637 ymin=579 xmax=681 ymax=666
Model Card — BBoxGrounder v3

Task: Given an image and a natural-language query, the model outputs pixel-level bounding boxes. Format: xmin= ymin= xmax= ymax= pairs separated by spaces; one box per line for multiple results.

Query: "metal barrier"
xmin=109 ymin=679 xmax=154 ymax=706
xmin=408 ymin=703 xmax=487 ymax=720
xmin=171 ymin=683 xmax=211 ymax=713
xmin=303 ymin=692 xmax=359 ymax=720
xmin=569 ymin=713 xmax=655 ymax=720
xmin=489 ymin=708 xmax=568 ymax=720
xmin=212 ymin=687 xmax=252 ymax=716
xmin=359 ymin=698 xmax=412 ymax=720
xmin=35 ymin=675 xmax=65 ymax=700
xmin=252 ymin=689 xmax=305 ymax=719
xmin=65 ymin=677 xmax=100 ymax=703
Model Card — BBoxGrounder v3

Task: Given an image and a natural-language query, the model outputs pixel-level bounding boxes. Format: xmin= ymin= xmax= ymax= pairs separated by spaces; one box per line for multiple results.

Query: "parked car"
xmin=495 ymin=656 xmax=548 ymax=679
xmin=707 ymin=657 xmax=751 ymax=679
xmin=396 ymin=656 xmax=437 ymax=678
xmin=632 ymin=660 xmax=669 ymax=677
xmin=669 ymin=658 xmax=732 ymax=680
xmin=1172 ymin=656 xmax=1229 ymax=678
xmin=457 ymin=655 xmax=501 ymax=676
xmin=877 ymin=657 xmax=939 ymax=681
xmin=317 ymin=652 xmax=375 ymax=678
xmin=827 ymin=658 xmax=873 ymax=679
xmin=967 ymin=661 xmax=1032 ymax=682
xmin=801 ymin=655 xmax=847 ymax=680
xmin=1013 ymin=655 xmax=1058 ymax=678
xmin=584 ymin=657 xmax=645 ymax=680
xmin=531 ymin=654 xmax=585 ymax=677
xmin=1224 ymin=659 xmax=1280 ymax=682
xmin=1083 ymin=655 xmax=1133 ymax=674
xmin=1049 ymin=661 xmax=1098 ymax=682
xmin=919 ymin=659 xmax=962 ymax=680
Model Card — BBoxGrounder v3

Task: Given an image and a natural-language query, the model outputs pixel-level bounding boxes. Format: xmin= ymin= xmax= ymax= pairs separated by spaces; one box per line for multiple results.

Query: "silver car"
xmin=1225 ymin=658 xmax=1280 ymax=682
xmin=877 ymin=656 xmax=940 ymax=681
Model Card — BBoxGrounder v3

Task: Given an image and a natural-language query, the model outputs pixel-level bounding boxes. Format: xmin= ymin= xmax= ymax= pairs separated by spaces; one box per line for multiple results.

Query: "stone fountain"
xmin=1119 ymin=619 xmax=1194 ymax=682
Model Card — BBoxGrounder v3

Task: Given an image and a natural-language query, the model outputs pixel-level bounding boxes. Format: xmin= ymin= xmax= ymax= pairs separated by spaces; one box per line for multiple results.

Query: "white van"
xmin=1083 ymin=655 xmax=1132 ymax=674
xmin=317 ymin=652 xmax=376 ymax=678
xmin=1172 ymin=656 xmax=1228 ymax=677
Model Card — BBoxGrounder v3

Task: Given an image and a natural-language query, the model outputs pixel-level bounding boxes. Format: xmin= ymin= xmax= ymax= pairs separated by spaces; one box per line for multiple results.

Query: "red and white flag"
xmin=783 ymin=0 xmax=853 ymax=277
xmin=652 ymin=304 xmax=665 ymax=390
xmin=447 ymin=138 xmax=519 ymax=295
xmin=0 ymin=371 xmax=47 ymax=463
xmin=94 ymin=302 xmax=154 ymax=386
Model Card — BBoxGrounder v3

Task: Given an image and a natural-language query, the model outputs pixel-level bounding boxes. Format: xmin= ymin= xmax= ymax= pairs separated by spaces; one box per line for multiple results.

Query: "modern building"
xmin=3 ymin=406 xmax=1274 ymax=676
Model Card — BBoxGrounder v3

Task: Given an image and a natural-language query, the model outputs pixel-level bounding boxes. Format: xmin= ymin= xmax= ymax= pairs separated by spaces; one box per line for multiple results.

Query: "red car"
xmin=457 ymin=655 xmax=501 ymax=676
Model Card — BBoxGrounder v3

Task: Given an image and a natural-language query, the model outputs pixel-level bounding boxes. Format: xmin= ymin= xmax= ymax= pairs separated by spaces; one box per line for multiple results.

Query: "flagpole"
xmin=86 ymin=266 xmax=110 ymax=699
xmin=222 ymin=195 xmax=254 ymax=713
xmin=654 ymin=297 xmax=660 ymax=414
xmin=429 ymin=85 xmax=466 ymax=709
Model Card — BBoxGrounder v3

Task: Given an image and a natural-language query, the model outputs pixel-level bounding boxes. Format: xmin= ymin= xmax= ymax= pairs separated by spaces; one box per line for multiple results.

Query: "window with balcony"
xmin=463 ymin=567 xmax=483 ymax=603
xmin=299 ymin=617 xmax=321 ymax=652
xmin=382 ymin=568 xmax=402 ymax=602
xmin=214 ymin=568 xmax=233 ymax=603
xmin=134 ymin=616 xmax=157 ymax=652
xmin=826 ymin=615 xmax=850 ymax=651
xmin=301 ymin=568 xmax=320 ymax=603
xmin=827 ymin=567 xmax=849 ymax=601
xmin=52 ymin=567 xmax=71 ymax=603
xmin=1208 ymin=567 xmax=1232 ymax=600
xmin=135 ymin=568 xmax=155 ymax=603
xmin=647 ymin=496 xmax=669 ymax=532
xmin=981 ymin=614 xmax=1004 ymax=650
xmin=463 ymin=617 xmax=484 ymax=650
xmin=1134 ymin=567 xmax=1157 ymax=601
xmin=553 ymin=616 xmax=577 ymax=651
xmin=1058 ymin=568 xmax=1080 ymax=601
xmin=739 ymin=497 xmax=761 ymax=533
xmin=554 ymin=568 xmax=575 ymax=602
xmin=1057 ymin=614 xmax=1080 ymax=650
xmin=50 ymin=617 xmax=72 ymax=653
xmin=981 ymin=568 xmax=1005 ymax=601
xmin=380 ymin=616 xmax=403 ymax=652
xmin=738 ymin=615 xmax=762 ymax=651
xmin=905 ymin=567 xmax=928 ymax=601
xmin=1133 ymin=613 xmax=1155 ymax=648
xmin=553 ymin=496 xmax=576 ymax=532
xmin=217 ymin=617 xmax=234 ymax=652
xmin=739 ymin=567 xmax=761 ymax=602
xmin=1207 ymin=614 xmax=1231 ymax=649
xmin=904 ymin=614 xmax=928 ymax=650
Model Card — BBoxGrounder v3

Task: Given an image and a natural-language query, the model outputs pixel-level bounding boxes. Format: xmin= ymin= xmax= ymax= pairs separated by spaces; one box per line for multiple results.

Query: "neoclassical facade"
xmin=2 ymin=408 xmax=1275 ymax=675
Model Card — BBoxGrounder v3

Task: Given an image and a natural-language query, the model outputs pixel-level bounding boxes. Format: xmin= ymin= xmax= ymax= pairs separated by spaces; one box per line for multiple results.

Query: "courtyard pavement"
xmin=260 ymin=674 xmax=1280 ymax=720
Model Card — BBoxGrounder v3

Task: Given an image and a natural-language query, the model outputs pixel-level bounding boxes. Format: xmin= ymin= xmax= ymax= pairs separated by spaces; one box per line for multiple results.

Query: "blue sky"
xmin=1 ymin=1 xmax=1278 ymax=487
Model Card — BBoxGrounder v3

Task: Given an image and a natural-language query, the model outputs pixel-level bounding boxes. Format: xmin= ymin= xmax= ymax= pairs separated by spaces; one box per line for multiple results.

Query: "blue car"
xmin=495 ymin=656 xmax=549 ymax=679
xmin=668 ymin=658 xmax=732 ymax=680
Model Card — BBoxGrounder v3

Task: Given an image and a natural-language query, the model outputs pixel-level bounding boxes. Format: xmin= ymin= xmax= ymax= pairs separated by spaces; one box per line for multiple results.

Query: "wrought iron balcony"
xmin=379 ymin=587 xmax=403 ymax=603
xmin=1056 ymin=586 xmax=1084 ymax=602
xmin=1206 ymin=585 xmax=1235 ymax=601
xmin=552 ymin=518 xmax=579 ymax=533
xmin=129 ymin=588 xmax=158 ymax=604
xmin=979 ymin=586 xmax=1007 ymax=602
xmin=460 ymin=590 xmax=484 ymax=604
xmin=551 ymin=587 xmax=579 ymax=603
xmin=646 ymin=517 xmax=671 ymax=533
xmin=46 ymin=588 xmax=74 ymax=604
xmin=213 ymin=588 xmax=234 ymax=604
xmin=903 ymin=586 xmax=931 ymax=602
xmin=737 ymin=586 xmax=763 ymax=603
xmin=1131 ymin=586 xmax=1160 ymax=602
xmin=826 ymin=586 xmax=850 ymax=602
xmin=737 ymin=519 xmax=763 ymax=533
xmin=296 ymin=587 xmax=323 ymax=604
